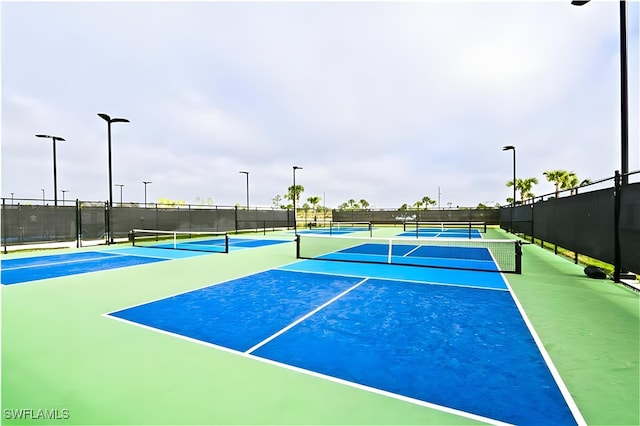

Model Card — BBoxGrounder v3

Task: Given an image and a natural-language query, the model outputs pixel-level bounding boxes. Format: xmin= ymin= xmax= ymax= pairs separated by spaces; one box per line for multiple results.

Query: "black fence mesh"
xmin=499 ymin=179 xmax=639 ymax=275
xmin=333 ymin=209 xmax=500 ymax=224
xmin=620 ymin=183 xmax=640 ymax=273
xmin=2 ymin=201 xmax=291 ymax=252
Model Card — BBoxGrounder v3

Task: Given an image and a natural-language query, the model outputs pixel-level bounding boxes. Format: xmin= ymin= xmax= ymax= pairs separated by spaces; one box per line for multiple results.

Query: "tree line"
xmin=506 ymin=169 xmax=592 ymax=204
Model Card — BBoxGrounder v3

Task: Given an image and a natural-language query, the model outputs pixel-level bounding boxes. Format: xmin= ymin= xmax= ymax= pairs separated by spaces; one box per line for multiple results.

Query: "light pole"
xmin=41 ymin=189 xmax=45 ymax=205
xmin=502 ymin=145 xmax=516 ymax=233
xmin=293 ymin=166 xmax=303 ymax=233
xmin=35 ymin=134 xmax=65 ymax=206
xmin=143 ymin=181 xmax=152 ymax=207
xmin=573 ymin=0 xmax=632 ymax=282
xmin=115 ymin=184 xmax=124 ymax=206
xmin=572 ymin=0 xmax=629 ymax=185
xmin=98 ymin=113 xmax=129 ymax=244
xmin=61 ymin=190 xmax=68 ymax=205
xmin=239 ymin=171 xmax=249 ymax=209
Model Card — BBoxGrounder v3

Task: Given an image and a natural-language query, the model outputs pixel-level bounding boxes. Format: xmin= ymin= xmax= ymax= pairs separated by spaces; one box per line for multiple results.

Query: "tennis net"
xmin=131 ymin=229 xmax=229 ymax=253
xmin=296 ymin=234 xmax=522 ymax=273
xmin=403 ymin=221 xmax=487 ymax=234
xmin=329 ymin=221 xmax=373 ymax=236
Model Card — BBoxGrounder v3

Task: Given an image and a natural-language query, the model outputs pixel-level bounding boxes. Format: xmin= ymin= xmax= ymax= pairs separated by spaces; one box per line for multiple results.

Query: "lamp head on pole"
xmin=571 ymin=0 xmax=590 ymax=6
xmin=36 ymin=134 xmax=65 ymax=142
xmin=502 ymin=145 xmax=515 ymax=151
xmin=98 ymin=113 xmax=130 ymax=124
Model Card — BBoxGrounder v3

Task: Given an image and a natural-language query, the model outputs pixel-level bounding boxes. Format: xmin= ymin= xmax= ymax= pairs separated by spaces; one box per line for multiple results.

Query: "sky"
xmin=1 ymin=0 xmax=638 ymax=209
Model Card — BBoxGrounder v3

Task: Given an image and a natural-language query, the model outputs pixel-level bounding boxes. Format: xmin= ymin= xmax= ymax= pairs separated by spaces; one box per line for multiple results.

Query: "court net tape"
xmin=296 ymin=234 xmax=522 ymax=274
xmin=403 ymin=221 xmax=487 ymax=234
xmin=131 ymin=229 xmax=229 ymax=253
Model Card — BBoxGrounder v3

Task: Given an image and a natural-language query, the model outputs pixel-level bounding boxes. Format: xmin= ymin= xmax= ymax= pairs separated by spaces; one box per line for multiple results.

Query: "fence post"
xmin=2 ymin=198 xmax=6 ymax=254
xmin=613 ymin=170 xmax=622 ymax=282
xmin=75 ymin=199 xmax=80 ymax=248
xmin=104 ymin=201 xmax=110 ymax=244
xmin=234 ymin=205 xmax=238 ymax=234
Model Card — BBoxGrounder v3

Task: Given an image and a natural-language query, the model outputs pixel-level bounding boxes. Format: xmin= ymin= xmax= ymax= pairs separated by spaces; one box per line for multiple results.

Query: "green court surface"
xmin=1 ymin=229 xmax=638 ymax=425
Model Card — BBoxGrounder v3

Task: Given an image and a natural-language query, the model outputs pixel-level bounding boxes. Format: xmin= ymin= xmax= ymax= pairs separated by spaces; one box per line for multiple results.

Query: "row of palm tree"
xmin=337 ymin=199 xmax=370 ymax=210
xmin=506 ymin=169 xmax=592 ymax=204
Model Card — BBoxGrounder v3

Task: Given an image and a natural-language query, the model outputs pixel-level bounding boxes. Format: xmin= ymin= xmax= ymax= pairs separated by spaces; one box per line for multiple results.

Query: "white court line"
xmin=244 ymin=277 xmax=370 ymax=354
xmin=502 ymin=277 xmax=587 ymax=426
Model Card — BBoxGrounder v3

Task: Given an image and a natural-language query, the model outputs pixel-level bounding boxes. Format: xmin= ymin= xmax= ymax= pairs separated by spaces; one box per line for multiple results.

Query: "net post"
xmin=515 ymin=240 xmax=523 ymax=274
xmin=224 ymin=233 xmax=230 ymax=253
xmin=368 ymin=221 xmax=373 ymax=237
xmin=2 ymin=198 xmax=6 ymax=254
xmin=295 ymin=233 xmax=301 ymax=258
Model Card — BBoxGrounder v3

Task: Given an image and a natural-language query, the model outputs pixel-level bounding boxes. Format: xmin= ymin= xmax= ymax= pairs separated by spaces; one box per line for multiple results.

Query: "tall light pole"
xmin=293 ymin=166 xmax=303 ymax=233
xmin=98 ymin=113 xmax=129 ymax=243
xmin=115 ymin=184 xmax=124 ymax=206
xmin=35 ymin=134 xmax=65 ymax=206
xmin=143 ymin=181 xmax=152 ymax=207
xmin=503 ymin=145 xmax=516 ymax=233
xmin=572 ymin=0 xmax=629 ymax=185
xmin=239 ymin=171 xmax=249 ymax=209
xmin=41 ymin=189 xmax=45 ymax=205
xmin=61 ymin=190 xmax=68 ymax=205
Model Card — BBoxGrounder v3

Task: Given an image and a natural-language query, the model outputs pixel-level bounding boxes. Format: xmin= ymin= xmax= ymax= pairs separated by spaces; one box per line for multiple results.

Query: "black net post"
xmin=515 ymin=240 xmax=523 ymax=274
xmin=295 ymin=234 xmax=301 ymax=258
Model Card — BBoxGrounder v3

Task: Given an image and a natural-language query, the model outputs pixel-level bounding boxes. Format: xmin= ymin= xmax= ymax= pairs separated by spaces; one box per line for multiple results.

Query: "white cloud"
xmin=2 ymin=1 xmax=637 ymax=208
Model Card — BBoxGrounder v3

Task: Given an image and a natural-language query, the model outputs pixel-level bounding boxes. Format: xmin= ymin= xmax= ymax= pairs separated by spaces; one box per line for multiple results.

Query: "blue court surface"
xmin=228 ymin=237 xmax=291 ymax=250
xmin=108 ymin=262 xmax=578 ymax=425
xmin=1 ymin=251 xmax=168 ymax=285
xmin=1 ymin=238 xmax=291 ymax=285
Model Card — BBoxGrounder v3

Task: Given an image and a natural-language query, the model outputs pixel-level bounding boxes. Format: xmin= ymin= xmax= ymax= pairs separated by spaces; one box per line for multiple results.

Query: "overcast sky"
xmin=2 ymin=0 xmax=638 ymax=209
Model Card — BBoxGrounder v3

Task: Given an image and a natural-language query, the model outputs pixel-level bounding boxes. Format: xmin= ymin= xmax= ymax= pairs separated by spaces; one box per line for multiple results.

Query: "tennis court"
xmin=108 ymin=259 xmax=578 ymax=425
xmin=1 ymin=235 xmax=291 ymax=285
xmin=2 ymin=227 xmax=638 ymax=425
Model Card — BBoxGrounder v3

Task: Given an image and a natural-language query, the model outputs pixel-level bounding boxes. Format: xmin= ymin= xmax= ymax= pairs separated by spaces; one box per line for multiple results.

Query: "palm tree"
xmin=563 ymin=172 xmax=579 ymax=195
xmin=307 ymin=195 xmax=321 ymax=222
xmin=507 ymin=177 xmax=538 ymax=204
xmin=286 ymin=185 xmax=304 ymax=208
xmin=413 ymin=200 xmax=423 ymax=210
xmin=359 ymin=199 xmax=370 ymax=210
xmin=421 ymin=196 xmax=436 ymax=209
xmin=519 ymin=177 xmax=538 ymax=203
xmin=543 ymin=170 xmax=568 ymax=198
xmin=346 ymin=199 xmax=360 ymax=210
